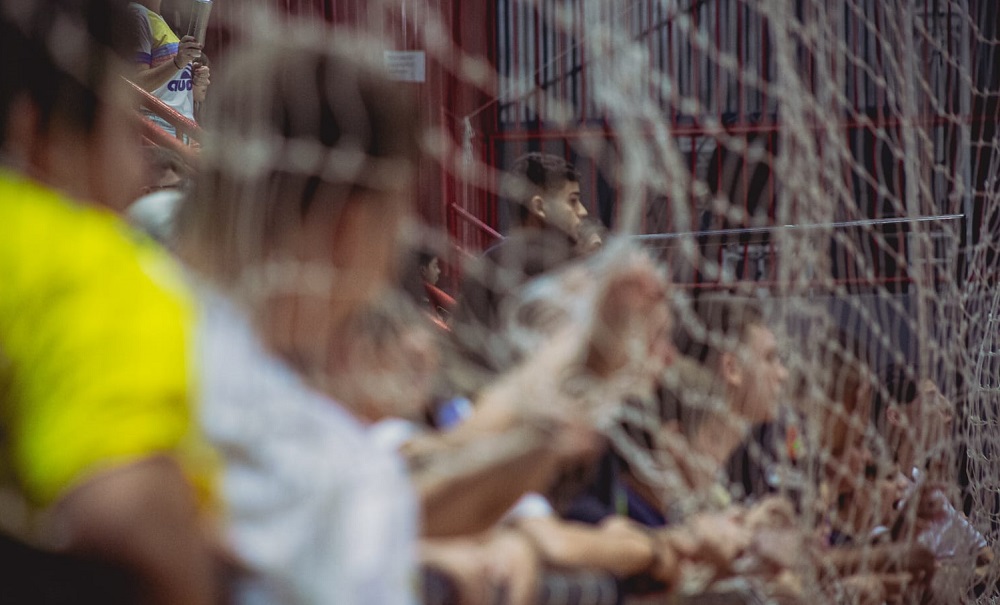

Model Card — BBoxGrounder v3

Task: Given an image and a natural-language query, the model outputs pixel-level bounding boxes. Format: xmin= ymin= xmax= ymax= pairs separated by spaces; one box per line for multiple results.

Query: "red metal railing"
xmin=450 ymin=202 xmax=504 ymax=242
xmin=125 ymin=78 xmax=202 ymax=141
xmin=125 ymin=78 xmax=202 ymax=162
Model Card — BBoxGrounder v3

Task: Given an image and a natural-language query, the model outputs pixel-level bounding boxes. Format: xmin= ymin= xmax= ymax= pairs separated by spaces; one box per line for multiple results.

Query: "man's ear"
xmin=721 ymin=351 xmax=743 ymax=388
xmin=528 ymin=194 xmax=546 ymax=220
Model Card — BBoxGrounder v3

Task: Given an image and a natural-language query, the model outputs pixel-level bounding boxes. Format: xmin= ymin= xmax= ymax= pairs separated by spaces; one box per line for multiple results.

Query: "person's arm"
xmin=53 ymin=456 xmax=217 ymax=605
xmin=192 ymin=64 xmax=210 ymax=103
xmin=421 ymin=531 xmax=540 ymax=605
xmin=134 ymin=36 xmax=202 ymax=93
xmin=514 ymin=516 xmax=676 ymax=581
xmin=3 ymin=214 xmax=219 ymax=605
xmin=413 ymin=255 xmax=672 ymax=537
xmin=409 ymin=423 xmax=600 ymax=537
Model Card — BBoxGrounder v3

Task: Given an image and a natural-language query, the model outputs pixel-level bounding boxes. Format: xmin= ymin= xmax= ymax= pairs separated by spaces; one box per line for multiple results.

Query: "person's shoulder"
xmin=128 ymin=1 xmax=153 ymax=25
xmin=0 ymin=173 xmax=188 ymax=308
xmin=484 ymin=229 xmax=575 ymax=278
xmin=0 ymin=172 xmax=194 ymax=392
xmin=194 ymin=290 xmax=373 ymax=456
xmin=130 ymin=4 xmax=177 ymax=45
xmin=0 ymin=172 xmax=199 ymax=506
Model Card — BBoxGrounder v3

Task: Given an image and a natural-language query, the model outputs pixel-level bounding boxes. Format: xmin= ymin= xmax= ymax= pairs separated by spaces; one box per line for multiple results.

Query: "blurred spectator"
xmin=131 ymin=0 xmax=209 ymax=136
xmin=420 ymin=250 xmax=442 ymax=286
xmin=404 ymin=248 xmax=455 ymax=326
xmin=0 ymin=0 xmax=217 ymax=602
xmin=450 ymin=153 xmax=589 ymax=393
xmin=127 ymin=146 xmax=189 ymax=244
xmin=142 ymin=145 xmax=189 ymax=193
xmin=175 ymin=32 xmax=424 ymax=604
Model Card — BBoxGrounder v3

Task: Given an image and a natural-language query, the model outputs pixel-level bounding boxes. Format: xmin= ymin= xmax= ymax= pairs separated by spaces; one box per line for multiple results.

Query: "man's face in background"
xmin=540 ymin=179 xmax=587 ymax=242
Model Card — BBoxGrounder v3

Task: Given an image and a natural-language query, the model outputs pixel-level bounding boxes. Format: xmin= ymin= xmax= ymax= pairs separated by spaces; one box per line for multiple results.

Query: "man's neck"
xmin=691 ymin=413 xmax=748 ymax=469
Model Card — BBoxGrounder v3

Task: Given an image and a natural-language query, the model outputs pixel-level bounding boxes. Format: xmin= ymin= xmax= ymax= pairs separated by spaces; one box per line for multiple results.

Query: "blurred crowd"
xmin=0 ymin=1 xmax=993 ymax=604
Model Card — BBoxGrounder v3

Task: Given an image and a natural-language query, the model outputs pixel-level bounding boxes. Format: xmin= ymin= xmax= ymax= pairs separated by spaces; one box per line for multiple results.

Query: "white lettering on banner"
xmin=384 ymin=50 xmax=426 ymax=83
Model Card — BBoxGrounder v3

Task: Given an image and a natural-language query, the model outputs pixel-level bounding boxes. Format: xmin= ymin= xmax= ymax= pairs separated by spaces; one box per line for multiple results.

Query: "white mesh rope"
xmin=149 ymin=0 xmax=1000 ymax=602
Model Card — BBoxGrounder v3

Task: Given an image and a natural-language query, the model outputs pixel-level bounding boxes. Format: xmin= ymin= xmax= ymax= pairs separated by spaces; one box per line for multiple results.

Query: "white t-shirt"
xmin=131 ymin=3 xmax=195 ymax=124
xmin=194 ymin=287 xmax=418 ymax=605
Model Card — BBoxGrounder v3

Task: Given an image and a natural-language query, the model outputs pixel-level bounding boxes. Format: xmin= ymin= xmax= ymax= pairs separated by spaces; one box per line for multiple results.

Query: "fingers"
xmin=193 ymin=66 xmax=211 ymax=87
xmin=175 ymin=36 xmax=204 ymax=65
xmin=587 ymin=257 xmax=670 ymax=377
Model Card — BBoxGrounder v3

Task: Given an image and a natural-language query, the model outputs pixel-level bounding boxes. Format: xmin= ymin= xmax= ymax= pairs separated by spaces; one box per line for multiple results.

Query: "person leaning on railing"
xmin=130 ymin=0 xmax=210 ymax=137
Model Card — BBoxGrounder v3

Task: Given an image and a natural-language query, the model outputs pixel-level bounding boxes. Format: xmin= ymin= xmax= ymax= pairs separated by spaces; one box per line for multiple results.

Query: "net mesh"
xmin=202 ymin=0 xmax=998 ymax=602
xmin=27 ymin=0 xmax=1000 ymax=602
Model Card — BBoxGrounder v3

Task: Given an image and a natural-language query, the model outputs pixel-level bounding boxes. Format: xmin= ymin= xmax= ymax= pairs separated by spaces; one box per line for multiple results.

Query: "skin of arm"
xmin=421 ymin=530 xmax=540 ymax=605
xmin=404 ymin=253 xmax=669 ymax=538
xmin=52 ymin=456 xmax=217 ymax=605
xmin=193 ymin=64 xmax=210 ymax=103
xmin=133 ymin=36 xmax=202 ymax=93
xmin=134 ymin=59 xmax=180 ymax=93
xmin=408 ymin=424 xmax=596 ymax=537
xmin=513 ymin=515 xmax=678 ymax=582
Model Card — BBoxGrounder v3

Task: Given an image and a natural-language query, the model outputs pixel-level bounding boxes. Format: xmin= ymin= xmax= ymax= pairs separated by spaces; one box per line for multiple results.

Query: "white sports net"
xmin=38 ymin=0 xmax=1000 ymax=602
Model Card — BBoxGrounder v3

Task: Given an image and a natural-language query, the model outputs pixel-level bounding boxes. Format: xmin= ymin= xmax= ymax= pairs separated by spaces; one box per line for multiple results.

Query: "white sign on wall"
xmin=384 ymin=50 xmax=426 ymax=83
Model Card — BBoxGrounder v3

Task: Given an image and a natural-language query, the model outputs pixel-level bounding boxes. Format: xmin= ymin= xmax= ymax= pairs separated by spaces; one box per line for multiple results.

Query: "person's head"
xmin=418 ymin=251 xmax=441 ymax=286
xmin=506 ymin=152 xmax=586 ymax=241
xmin=177 ymin=31 xmax=419 ymax=334
xmin=675 ymin=296 xmax=788 ymax=423
xmin=1 ymin=0 xmax=143 ymax=210
xmin=175 ymin=31 xmax=420 ymax=373
xmin=142 ymin=146 xmax=187 ymax=195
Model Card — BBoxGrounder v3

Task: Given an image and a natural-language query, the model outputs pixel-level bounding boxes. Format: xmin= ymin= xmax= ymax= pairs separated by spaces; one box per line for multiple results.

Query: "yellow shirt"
xmin=0 ymin=170 xmax=210 ymax=510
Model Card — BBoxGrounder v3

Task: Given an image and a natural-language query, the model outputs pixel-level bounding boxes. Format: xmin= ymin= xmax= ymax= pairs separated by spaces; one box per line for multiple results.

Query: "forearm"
xmin=134 ymin=61 xmax=181 ymax=92
xmin=818 ymin=545 xmax=889 ymax=577
xmin=515 ymin=517 xmax=657 ymax=578
xmin=412 ymin=427 xmax=563 ymax=537
xmin=53 ymin=456 xmax=216 ymax=605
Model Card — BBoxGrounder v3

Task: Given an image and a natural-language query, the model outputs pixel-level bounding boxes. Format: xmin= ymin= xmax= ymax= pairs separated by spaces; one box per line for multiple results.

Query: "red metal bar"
xmin=140 ymin=117 xmax=198 ymax=164
xmin=124 ymin=78 xmax=202 ymax=142
xmin=450 ymin=202 xmax=505 ymax=241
